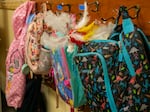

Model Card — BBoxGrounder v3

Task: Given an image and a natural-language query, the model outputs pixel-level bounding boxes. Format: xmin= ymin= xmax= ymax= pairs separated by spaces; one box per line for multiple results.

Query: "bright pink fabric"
xmin=5 ymin=1 xmax=35 ymax=108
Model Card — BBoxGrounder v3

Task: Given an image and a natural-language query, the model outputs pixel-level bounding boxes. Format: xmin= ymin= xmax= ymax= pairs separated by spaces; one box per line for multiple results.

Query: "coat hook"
xmin=87 ymin=0 xmax=99 ymax=12
xmin=101 ymin=17 xmax=115 ymax=23
xmin=45 ymin=1 xmax=52 ymax=10
xmin=127 ymin=5 xmax=140 ymax=19
xmin=57 ymin=3 xmax=71 ymax=13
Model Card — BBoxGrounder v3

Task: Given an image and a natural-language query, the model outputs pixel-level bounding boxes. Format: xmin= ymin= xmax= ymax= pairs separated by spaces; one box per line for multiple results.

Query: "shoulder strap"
xmin=119 ymin=6 xmax=136 ymax=76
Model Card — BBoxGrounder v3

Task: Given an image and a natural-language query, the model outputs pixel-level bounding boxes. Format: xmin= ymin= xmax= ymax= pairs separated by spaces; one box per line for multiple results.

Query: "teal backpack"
xmin=110 ymin=6 xmax=150 ymax=111
xmin=50 ymin=32 xmax=87 ymax=108
xmin=71 ymin=6 xmax=150 ymax=112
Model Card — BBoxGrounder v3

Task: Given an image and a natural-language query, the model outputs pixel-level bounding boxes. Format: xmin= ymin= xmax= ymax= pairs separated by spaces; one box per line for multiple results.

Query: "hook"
xmin=38 ymin=2 xmax=47 ymax=13
xmin=57 ymin=3 xmax=71 ymax=13
xmin=101 ymin=17 xmax=115 ymax=23
xmin=45 ymin=1 xmax=52 ymax=10
xmin=87 ymin=0 xmax=99 ymax=12
xmin=127 ymin=5 xmax=140 ymax=19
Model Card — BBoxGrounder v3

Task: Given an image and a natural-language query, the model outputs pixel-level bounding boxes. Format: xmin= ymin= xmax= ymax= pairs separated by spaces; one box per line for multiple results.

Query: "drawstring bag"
xmin=5 ymin=1 xmax=35 ymax=109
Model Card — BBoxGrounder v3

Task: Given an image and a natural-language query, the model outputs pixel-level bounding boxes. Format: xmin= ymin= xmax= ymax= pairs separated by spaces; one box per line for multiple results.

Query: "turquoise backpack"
xmin=50 ymin=33 xmax=87 ymax=108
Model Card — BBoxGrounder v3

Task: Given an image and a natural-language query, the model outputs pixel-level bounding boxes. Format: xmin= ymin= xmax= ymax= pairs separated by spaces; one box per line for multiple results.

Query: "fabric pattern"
xmin=50 ymin=47 xmax=73 ymax=106
xmin=5 ymin=1 xmax=35 ymax=108
xmin=119 ymin=28 xmax=150 ymax=111
xmin=25 ymin=13 xmax=51 ymax=75
xmin=74 ymin=41 xmax=120 ymax=112
xmin=74 ymin=35 xmax=150 ymax=111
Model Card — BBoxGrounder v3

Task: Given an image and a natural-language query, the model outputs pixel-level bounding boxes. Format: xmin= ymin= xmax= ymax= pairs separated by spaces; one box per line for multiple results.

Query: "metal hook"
xmin=57 ymin=3 xmax=71 ymax=13
xmin=127 ymin=5 xmax=140 ymax=19
xmin=45 ymin=1 xmax=52 ymax=10
xmin=101 ymin=17 xmax=115 ymax=23
xmin=87 ymin=0 xmax=99 ymax=12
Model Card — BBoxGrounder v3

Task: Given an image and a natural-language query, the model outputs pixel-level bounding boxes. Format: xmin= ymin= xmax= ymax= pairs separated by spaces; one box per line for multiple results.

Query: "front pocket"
xmin=74 ymin=52 xmax=117 ymax=112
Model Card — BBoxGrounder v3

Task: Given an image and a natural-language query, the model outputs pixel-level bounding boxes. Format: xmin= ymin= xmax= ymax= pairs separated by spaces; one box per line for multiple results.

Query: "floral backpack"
xmin=25 ymin=3 xmax=52 ymax=75
xmin=5 ymin=1 xmax=35 ymax=109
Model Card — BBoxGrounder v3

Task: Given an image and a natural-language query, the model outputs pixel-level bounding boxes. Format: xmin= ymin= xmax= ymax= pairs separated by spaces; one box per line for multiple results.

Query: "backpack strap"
xmin=119 ymin=6 xmax=136 ymax=76
xmin=119 ymin=32 xmax=136 ymax=76
xmin=119 ymin=6 xmax=150 ymax=77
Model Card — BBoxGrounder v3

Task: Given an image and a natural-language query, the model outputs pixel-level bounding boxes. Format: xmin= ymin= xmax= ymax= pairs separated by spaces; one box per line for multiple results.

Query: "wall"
xmin=34 ymin=0 xmax=150 ymax=36
xmin=41 ymin=84 xmax=78 ymax=112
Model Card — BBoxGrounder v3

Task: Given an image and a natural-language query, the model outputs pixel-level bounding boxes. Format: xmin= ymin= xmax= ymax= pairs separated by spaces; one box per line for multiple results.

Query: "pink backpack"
xmin=5 ymin=1 xmax=35 ymax=109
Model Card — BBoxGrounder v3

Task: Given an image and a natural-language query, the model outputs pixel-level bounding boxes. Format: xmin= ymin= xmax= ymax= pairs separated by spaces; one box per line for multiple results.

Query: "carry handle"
xmin=120 ymin=6 xmax=135 ymax=34
xmin=127 ymin=5 xmax=140 ymax=19
xmin=113 ymin=5 xmax=140 ymax=30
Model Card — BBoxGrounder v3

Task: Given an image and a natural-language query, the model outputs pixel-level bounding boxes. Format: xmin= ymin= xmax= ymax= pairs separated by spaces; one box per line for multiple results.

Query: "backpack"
xmin=5 ymin=1 xmax=35 ymax=108
xmin=72 ymin=6 xmax=150 ymax=112
xmin=49 ymin=32 xmax=87 ymax=108
xmin=110 ymin=6 xmax=150 ymax=111
xmin=44 ymin=2 xmax=89 ymax=108
xmin=73 ymin=40 xmax=120 ymax=112
xmin=25 ymin=4 xmax=52 ymax=75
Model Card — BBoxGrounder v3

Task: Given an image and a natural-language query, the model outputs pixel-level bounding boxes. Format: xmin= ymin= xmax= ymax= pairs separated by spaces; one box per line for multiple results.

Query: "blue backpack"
xmin=50 ymin=32 xmax=87 ymax=108
xmin=72 ymin=6 xmax=150 ymax=112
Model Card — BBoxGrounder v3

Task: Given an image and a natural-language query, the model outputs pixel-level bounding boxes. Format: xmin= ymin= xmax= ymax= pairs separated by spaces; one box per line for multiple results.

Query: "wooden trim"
xmin=0 ymin=0 xmax=26 ymax=10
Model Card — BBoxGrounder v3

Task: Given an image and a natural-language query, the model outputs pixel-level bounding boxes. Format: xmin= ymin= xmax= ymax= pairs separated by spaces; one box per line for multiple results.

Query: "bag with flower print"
xmin=25 ymin=3 xmax=52 ymax=75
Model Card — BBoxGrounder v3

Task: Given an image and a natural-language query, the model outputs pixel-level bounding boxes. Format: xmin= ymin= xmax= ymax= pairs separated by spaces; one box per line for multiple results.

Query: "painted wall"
xmin=0 ymin=9 xmax=14 ymax=92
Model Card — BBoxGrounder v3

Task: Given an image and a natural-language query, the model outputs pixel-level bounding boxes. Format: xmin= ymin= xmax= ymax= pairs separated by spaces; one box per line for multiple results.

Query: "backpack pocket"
xmin=74 ymin=52 xmax=117 ymax=112
xmin=73 ymin=40 xmax=124 ymax=112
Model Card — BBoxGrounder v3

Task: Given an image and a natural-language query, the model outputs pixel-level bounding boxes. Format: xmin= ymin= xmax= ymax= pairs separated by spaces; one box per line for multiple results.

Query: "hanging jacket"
xmin=5 ymin=1 xmax=35 ymax=109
